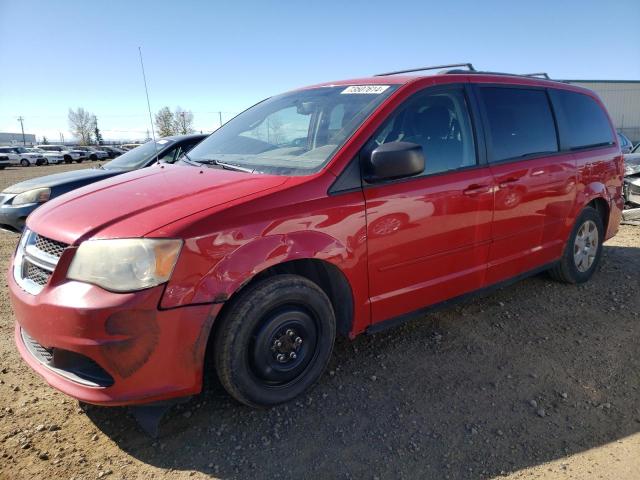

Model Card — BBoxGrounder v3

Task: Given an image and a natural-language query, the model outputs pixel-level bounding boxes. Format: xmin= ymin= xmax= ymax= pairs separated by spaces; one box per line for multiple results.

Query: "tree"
xmin=93 ymin=116 xmax=103 ymax=145
xmin=41 ymin=136 xmax=49 ymax=145
xmin=154 ymin=106 xmax=195 ymax=137
xmin=174 ymin=107 xmax=194 ymax=135
xmin=154 ymin=107 xmax=175 ymax=137
xmin=68 ymin=107 xmax=94 ymax=145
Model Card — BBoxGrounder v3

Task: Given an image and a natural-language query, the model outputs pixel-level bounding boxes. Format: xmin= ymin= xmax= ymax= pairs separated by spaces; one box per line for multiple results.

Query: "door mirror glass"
xmin=364 ymin=141 xmax=425 ymax=182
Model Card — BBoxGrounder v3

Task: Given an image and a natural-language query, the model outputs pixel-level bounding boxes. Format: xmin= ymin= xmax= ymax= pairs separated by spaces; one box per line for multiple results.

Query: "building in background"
xmin=0 ymin=132 xmax=36 ymax=145
xmin=564 ymin=80 xmax=640 ymax=143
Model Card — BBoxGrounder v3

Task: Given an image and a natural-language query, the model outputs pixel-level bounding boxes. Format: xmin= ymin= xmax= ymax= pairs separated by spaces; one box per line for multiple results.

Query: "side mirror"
xmin=364 ymin=142 xmax=425 ymax=183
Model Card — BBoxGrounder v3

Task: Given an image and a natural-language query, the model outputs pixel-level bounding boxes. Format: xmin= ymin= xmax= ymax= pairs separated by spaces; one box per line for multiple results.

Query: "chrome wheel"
xmin=573 ymin=219 xmax=598 ymax=272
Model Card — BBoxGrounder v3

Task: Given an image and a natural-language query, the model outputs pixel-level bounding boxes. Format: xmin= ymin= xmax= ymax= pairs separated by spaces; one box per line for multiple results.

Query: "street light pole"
xmin=17 ymin=116 xmax=26 ymax=145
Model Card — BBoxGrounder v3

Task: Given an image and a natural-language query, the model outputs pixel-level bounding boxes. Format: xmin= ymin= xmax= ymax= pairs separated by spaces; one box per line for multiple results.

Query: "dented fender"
xmin=161 ymin=231 xmax=349 ymax=308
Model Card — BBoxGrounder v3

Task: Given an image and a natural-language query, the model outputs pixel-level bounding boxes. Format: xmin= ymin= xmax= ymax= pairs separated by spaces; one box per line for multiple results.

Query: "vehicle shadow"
xmin=85 ymin=244 xmax=640 ymax=479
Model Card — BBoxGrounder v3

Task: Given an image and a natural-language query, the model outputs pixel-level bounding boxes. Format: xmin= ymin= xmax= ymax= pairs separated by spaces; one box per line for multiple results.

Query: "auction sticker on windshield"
xmin=341 ymin=85 xmax=390 ymax=94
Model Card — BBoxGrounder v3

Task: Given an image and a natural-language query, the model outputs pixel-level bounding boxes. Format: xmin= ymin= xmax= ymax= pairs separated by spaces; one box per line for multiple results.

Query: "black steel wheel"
xmin=213 ymin=274 xmax=336 ymax=407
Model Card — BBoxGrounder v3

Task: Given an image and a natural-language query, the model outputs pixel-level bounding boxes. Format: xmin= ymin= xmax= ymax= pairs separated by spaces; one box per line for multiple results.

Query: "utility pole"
xmin=179 ymin=111 xmax=187 ymax=133
xmin=17 ymin=116 xmax=26 ymax=145
xmin=218 ymin=111 xmax=223 ymax=128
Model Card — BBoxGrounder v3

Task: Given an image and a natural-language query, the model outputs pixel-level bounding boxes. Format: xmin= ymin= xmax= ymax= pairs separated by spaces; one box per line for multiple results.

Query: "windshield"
xmin=103 ymin=139 xmax=174 ymax=170
xmin=185 ymin=85 xmax=398 ymax=175
xmin=632 ymin=142 xmax=640 ymax=153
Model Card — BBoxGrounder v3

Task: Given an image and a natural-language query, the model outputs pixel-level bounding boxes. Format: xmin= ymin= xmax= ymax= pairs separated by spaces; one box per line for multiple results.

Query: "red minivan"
xmin=9 ymin=65 xmax=623 ymax=408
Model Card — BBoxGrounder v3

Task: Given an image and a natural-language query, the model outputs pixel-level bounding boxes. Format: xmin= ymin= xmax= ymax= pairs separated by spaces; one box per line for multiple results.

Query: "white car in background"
xmin=0 ymin=146 xmax=46 ymax=166
xmin=27 ymin=147 xmax=64 ymax=165
xmin=35 ymin=145 xmax=83 ymax=163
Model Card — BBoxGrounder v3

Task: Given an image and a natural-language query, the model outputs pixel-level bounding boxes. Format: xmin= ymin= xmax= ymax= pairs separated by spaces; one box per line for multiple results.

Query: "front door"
xmin=363 ymin=85 xmax=495 ymax=323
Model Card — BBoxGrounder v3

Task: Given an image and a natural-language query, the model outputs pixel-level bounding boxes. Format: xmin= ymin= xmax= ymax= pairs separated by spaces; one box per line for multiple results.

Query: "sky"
xmin=1 ymin=0 xmax=639 ymax=142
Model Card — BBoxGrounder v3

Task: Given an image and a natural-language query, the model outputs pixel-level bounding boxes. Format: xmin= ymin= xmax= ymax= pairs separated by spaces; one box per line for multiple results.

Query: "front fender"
xmin=161 ymin=231 xmax=349 ymax=309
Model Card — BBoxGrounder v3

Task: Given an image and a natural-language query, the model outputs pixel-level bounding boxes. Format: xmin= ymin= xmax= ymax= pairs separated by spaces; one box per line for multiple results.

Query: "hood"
xmin=27 ymin=164 xmax=288 ymax=244
xmin=3 ymin=168 xmax=117 ymax=194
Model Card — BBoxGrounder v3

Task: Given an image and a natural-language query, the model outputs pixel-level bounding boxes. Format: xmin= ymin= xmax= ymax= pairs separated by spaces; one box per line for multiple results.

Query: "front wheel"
xmin=75 ymin=159 xmax=83 ymax=163
xmin=213 ymin=275 xmax=336 ymax=407
xmin=20 ymin=159 xmax=30 ymax=167
xmin=549 ymin=206 xmax=603 ymax=284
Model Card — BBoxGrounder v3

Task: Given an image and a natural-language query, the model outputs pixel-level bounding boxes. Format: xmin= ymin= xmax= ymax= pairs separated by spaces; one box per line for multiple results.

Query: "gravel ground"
xmin=0 ymin=164 xmax=639 ymax=480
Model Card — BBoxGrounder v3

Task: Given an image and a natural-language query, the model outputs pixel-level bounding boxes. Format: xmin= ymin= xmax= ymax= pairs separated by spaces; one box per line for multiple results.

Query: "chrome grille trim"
xmin=14 ymin=229 xmax=68 ymax=295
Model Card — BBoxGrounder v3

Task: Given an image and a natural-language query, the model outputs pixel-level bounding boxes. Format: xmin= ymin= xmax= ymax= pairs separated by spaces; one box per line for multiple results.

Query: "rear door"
xmin=363 ymin=84 xmax=495 ymax=323
xmin=474 ymin=85 xmax=577 ymax=284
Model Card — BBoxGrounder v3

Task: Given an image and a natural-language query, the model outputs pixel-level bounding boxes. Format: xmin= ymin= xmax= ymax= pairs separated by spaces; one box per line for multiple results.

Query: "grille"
xmin=21 ymin=329 xmax=114 ymax=387
xmin=22 ymin=331 xmax=54 ymax=363
xmin=34 ymin=234 xmax=67 ymax=259
xmin=14 ymin=230 xmax=68 ymax=295
xmin=25 ymin=262 xmax=51 ymax=286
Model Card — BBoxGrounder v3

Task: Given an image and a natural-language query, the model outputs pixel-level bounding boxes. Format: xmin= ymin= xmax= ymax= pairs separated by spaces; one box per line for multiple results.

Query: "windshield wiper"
xmin=179 ymin=152 xmax=254 ymax=173
xmin=179 ymin=151 xmax=201 ymax=167
xmin=197 ymin=158 xmax=254 ymax=173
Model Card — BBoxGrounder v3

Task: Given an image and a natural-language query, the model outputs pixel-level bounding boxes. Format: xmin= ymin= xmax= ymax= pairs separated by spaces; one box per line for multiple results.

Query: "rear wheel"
xmin=20 ymin=159 xmax=30 ymax=167
xmin=64 ymin=155 xmax=72 ymax=164
xmin=549 ymin=206 xmax=603 ymax=284
xmin=213 ymin=275 xmax=336 ymax=407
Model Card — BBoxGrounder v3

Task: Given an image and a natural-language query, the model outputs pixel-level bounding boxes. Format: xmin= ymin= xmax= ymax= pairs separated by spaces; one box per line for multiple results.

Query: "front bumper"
xmin=9 ymin=262 xmax=221 ymax=406
xmin=0 ymin=201 xmax=37 ymax=233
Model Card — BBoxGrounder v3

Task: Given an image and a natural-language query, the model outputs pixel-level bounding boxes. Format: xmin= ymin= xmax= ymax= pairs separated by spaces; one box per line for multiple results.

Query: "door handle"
xmin=498 ymin=177 xmax=519 ymax=188
xmin=463 ymin=184 xmax=491 ymax=196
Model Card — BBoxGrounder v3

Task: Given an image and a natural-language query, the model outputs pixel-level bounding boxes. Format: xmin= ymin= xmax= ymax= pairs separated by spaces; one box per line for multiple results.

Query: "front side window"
xmin=479 ymin=87 xmax=558 ymax=163
xmin=549 ymin=89 xmax=614 ymax=150
xmin=185 ymin=85 xmax=398 ymax=175
xmin=366 ymin=87 xmax=477 ymax=176
xmin=103 ymin=139 xmax=175 ymax=170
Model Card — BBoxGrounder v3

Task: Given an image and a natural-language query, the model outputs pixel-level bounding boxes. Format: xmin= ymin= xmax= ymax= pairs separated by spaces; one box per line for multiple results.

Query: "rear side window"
xmin=549 ymin=89 xmax=614 ymax=150
xmin=478 ymin=87 xmax=558 ymax=163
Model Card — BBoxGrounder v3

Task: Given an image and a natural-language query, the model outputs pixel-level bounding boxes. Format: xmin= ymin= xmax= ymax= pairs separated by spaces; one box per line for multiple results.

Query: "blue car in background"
xmin=0 ymin=134 xmax=206 ymax=232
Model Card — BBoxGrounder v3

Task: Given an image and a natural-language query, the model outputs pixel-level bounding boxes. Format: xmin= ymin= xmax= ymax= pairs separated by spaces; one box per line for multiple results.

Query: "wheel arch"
xmin=587 ymin=196 xmax=609 ymax=232
xmin=210 ymin=257 xmax=354 ymax=341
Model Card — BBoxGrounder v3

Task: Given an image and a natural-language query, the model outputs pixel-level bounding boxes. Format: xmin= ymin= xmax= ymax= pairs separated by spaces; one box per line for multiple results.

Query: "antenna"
xmin=138 ymin=47 xmax=160 ymax=163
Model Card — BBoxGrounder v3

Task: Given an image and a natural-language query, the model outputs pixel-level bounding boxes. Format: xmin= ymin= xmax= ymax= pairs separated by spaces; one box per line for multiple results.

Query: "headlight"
xmin=12 ymin=188 xmax=51 ymax=206
xmin=68 ymin=238 xmax=182 ymax=292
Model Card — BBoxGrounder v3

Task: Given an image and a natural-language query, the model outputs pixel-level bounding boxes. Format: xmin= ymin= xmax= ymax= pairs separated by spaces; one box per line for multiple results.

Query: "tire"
xmin=43 ymin=159 xmax=49 ymax=166
xmin=0 ymin=166 xmax=5 ymax=170
xmin=90 ymin=154 xmax=97 ymax=161
xmin=75 ymin=159 xmax=83 ymax=163
xmin=64 ymin=155 xmax=72 ymax=164
xmin=549 ymin=206 xmax=604 ymax=284
xmin=20 ymin=159 xmax=30 ymax=167
xmin=213 ymin=274 xmax=336 ymax=407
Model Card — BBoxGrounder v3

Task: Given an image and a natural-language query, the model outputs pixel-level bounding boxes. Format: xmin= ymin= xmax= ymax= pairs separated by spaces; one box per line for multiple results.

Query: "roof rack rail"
xmin=374 ymin=63 xmax=475 ymax=77
xmin=523 ymin=72 xmax=551 ymax=79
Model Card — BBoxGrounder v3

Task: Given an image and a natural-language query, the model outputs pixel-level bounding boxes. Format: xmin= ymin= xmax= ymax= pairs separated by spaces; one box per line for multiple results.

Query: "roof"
xmin=308 ymin=71 xmax=590 ymax=93
xmin=563 ymin=80 xmax=640 ymax=84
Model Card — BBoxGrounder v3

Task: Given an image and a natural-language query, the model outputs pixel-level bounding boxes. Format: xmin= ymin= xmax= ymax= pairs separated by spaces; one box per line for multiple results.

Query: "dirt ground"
xmin=0 ymin=163 xmax=639 ymax=480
